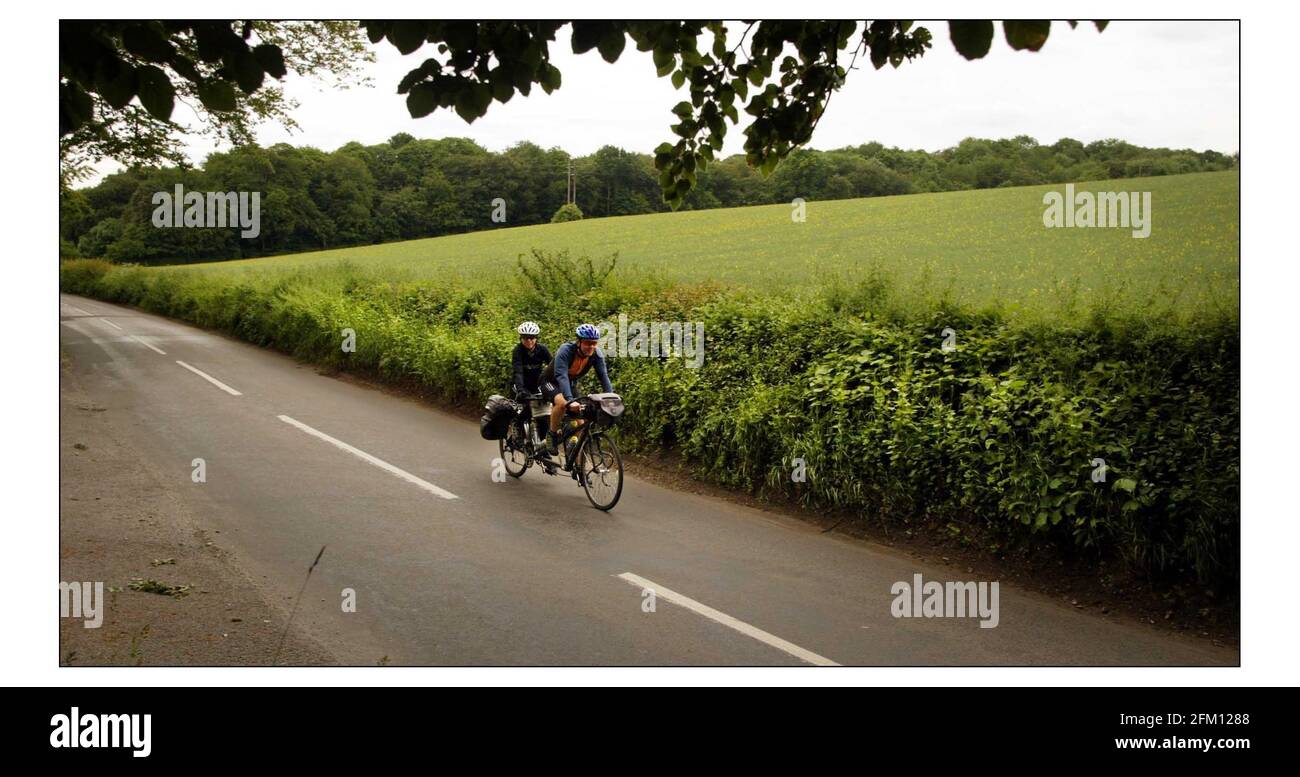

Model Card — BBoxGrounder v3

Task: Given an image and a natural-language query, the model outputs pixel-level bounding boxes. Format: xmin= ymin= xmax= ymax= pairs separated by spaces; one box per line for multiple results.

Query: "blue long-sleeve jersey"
xmin=543 ymin=341 xmax=613 ymax=400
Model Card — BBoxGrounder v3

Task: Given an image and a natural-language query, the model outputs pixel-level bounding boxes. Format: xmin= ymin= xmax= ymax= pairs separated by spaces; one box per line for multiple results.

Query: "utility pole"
xmin=566 ymin=160 xmax=576 ymax=204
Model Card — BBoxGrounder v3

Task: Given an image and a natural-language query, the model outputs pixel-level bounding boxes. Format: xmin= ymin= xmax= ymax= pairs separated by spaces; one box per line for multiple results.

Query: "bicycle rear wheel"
xmin=499 ymin=421 xmax=529 ymax=478
xmin=578 ymin=432 xmax=623 ymax=510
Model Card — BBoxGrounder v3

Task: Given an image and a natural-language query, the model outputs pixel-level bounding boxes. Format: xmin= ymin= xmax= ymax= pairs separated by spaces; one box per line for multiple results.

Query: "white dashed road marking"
xmin=175 ymin=360 xmax=243 ymax=396
xmin=616 ymin=572 xmax=839 ymax=666
xmin=131 ymin=336 xmax=167 ymax=355
xmin=277 ymin=414 xmax=459 ymax=500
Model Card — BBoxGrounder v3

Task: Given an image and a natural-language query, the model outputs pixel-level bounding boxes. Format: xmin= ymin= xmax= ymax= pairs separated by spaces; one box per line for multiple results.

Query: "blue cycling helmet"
xmin=576 ymin=323 xmax=601 ymax=341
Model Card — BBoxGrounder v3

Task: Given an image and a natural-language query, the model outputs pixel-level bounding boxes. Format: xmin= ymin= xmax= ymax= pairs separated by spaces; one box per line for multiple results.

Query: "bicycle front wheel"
xmin=578 ymin=432 xmax=623 ymax=510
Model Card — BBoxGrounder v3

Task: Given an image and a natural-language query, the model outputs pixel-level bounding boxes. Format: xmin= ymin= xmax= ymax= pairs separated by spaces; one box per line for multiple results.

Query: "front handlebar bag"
xmin=581 ymin=393 xmax=625 ymax=426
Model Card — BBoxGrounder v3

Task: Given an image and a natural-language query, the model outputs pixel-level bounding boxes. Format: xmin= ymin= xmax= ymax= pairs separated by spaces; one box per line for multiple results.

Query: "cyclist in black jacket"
xmin=511 ymin=321 xmax=552 ymax=396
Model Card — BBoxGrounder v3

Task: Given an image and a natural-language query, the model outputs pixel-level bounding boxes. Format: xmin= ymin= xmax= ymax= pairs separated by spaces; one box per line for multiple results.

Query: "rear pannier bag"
xmin=480 ymin=394 xmax=520 ymax=440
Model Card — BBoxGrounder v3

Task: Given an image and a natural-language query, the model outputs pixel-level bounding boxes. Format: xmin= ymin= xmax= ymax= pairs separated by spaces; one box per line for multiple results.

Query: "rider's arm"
xmin=553 ymin=343 xmax=574 ymax=400
xmin=594 ymin=350 xmax=613 ymax=393
xmin=510 ymin=344 xmax=525 ymax=393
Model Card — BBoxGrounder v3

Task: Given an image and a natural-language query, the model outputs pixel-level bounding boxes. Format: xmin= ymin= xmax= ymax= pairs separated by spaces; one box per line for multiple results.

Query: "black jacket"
xmin=512 ymin=342 xmax=552 ymax=393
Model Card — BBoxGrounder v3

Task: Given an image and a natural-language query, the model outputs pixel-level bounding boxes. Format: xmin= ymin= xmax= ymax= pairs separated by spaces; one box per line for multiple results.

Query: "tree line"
xmin=60 ymin=134 xmax=1237 ymax=264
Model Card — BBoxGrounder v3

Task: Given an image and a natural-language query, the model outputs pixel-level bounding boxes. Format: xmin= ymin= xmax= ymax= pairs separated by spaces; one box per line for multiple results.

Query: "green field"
xmin=61 ymin=169 xmax=1241 ymax=589
xmin=176 ymin=170 xmax=1239 ymax=320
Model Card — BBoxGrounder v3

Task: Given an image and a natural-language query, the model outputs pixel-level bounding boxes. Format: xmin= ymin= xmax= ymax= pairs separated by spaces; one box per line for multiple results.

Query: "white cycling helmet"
xmin=517 ymin=321 xmax=541 ymax=336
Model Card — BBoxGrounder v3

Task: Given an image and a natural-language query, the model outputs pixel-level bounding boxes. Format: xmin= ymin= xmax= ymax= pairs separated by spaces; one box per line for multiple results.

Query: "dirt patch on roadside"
xmin=60 ymin=350 xmax=338 ymax=666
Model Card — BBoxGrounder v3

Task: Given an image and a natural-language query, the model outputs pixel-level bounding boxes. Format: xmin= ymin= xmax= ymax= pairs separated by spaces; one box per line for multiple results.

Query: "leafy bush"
xmin=513 ymin=248 xmax=617 ymax=320
xmin=550 ymin=202 xmax=584 ymax=223
xmin=59 ymin=258 xmax=114 ymax=291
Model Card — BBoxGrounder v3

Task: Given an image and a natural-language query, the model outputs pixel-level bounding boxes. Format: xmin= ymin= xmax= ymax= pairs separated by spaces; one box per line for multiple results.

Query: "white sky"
xmin=85 ymin=20 xmax=1238 ymax=184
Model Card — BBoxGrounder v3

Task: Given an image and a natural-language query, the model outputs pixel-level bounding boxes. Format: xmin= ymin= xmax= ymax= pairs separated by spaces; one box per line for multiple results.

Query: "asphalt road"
xmin=59 ymin=293 xmax=1238 ymax=666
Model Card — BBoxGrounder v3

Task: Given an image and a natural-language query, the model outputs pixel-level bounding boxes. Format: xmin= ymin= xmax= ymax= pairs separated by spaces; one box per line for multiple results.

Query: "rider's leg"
xmin=549 ymin=394 xmax=567 ymax=436
xmin=537 ymin=394 xmax=566 ymax=455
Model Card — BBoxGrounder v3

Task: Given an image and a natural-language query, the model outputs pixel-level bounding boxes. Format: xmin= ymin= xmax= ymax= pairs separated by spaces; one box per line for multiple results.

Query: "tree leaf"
xmin=454 ymin=82 xmax=493 ymax=122
xmin=135 ymin=65 xmax=175 ymax=121
xmin=388 ymin=22 xmax=429 ymax=55
xmin=1003 ymin=21 xmax=1051 ymax=52
xmin=95 ymin=59 xmax=137 ymax=110
xmin=253 ymin=44 xmax=287 ymax=79
xmin=597 ymin=29 xmax=626 ymax=63
xmin=570 ymin=22 xmax=605 ymax=55
xmin=405 ymin=82 xmax=437 ymax=118
xmin=169 ymin=54 xmax=199 ymax=82
xmin=653 ymin=48 xmax=674 ymax=77
xmin=59 ymin=82 xmax=94 ymax=134
xmin=948 ymin=20 xmax=994 ymax=60
xmin=490 ymin=71 xmax=514 ymax=103
xmin=539 ymin=64 xmax=562 ymax=93
xmin=121 ymin=23 xmax=173 ymax=63
xmin=197 ymin=79 xmax=237 ymax=112
xmin=226 ymin=47 xmax=264 ymax=93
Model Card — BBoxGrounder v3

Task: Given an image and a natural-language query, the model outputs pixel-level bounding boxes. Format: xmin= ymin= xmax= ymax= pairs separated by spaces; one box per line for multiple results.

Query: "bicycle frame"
xmin=561 ymin=416 xmax=600 ymax=473
xmin=504 ymin=398 xmax=601 ymax=477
